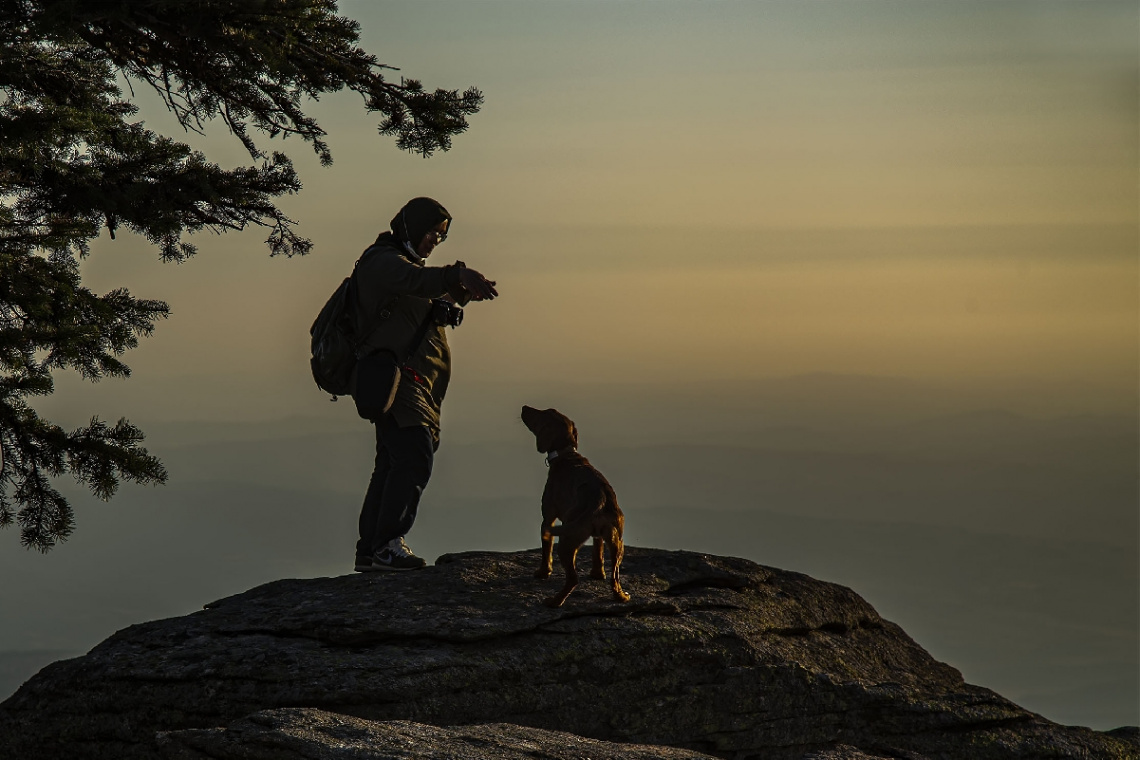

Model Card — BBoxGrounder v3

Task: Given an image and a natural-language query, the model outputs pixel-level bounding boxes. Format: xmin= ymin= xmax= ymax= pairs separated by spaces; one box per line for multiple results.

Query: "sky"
xmin=2 ymin=0 xmax=1138 ymax=732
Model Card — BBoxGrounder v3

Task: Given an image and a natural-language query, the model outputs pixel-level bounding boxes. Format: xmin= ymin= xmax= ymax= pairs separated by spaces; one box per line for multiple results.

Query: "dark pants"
xmin=356 ymin=416 xmax=437 ymax=557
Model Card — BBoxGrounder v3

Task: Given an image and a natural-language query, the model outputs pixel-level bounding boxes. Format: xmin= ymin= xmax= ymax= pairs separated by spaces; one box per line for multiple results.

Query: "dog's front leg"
xmin=535 ymin=519 xmax=556 ymax=579
xmin=544 ymin=540 xmax=580 ymax=608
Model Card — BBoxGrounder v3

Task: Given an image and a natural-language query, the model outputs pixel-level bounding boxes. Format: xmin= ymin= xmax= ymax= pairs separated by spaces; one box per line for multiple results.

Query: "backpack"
xmin=310 ymin=247 xmax=384 ymax=399
xmin=309 ymin=272 xmax=360 ymax=399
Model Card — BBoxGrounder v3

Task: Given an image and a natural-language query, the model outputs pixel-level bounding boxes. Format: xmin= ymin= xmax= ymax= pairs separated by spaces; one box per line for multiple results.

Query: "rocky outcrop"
xmin=1 ymin=548 xmax=1134 ymax=759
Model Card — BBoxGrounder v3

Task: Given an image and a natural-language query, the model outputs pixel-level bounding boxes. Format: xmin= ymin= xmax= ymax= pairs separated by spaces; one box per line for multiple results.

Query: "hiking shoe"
xmin=371 ymin=537 xmax=426 ymax=571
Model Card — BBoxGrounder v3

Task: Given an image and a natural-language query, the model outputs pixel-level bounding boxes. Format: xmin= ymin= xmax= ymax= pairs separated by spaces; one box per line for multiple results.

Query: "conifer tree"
xmin=0 ymin=0 xmax=482 ymax=550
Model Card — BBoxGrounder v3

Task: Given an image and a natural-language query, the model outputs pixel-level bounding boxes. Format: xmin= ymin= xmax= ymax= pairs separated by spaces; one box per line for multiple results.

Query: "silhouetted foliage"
xmin=0 ymin=0 xmax=482 ymax=550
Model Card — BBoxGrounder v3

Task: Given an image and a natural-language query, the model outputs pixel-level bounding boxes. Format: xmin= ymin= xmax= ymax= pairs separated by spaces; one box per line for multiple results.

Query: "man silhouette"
xmin=351 ymin=197 xmax=497 ymax=571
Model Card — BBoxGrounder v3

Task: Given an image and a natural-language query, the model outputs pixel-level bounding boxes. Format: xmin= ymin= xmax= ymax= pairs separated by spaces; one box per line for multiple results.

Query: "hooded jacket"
xmin=352 ymin=229 xmax=470 ymax=436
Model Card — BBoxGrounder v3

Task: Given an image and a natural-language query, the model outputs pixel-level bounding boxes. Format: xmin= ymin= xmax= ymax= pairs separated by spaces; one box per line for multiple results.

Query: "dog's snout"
xmin=521 ymin=405 xmax=544 ymax=431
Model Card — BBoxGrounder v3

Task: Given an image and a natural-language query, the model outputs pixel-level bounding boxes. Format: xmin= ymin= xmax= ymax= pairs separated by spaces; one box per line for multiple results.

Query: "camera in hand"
xmin=431 ymin=299 xmax=464 ymax=328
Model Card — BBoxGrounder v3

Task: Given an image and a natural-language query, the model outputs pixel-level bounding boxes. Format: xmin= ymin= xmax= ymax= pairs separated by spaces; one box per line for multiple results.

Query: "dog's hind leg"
xmin=543 ymin=539 xmax=581 ymax=608
xmin=608 ymin=528 xmax=630 ymax=602
xmin=589 ymin=537 xmax=606 ymax=579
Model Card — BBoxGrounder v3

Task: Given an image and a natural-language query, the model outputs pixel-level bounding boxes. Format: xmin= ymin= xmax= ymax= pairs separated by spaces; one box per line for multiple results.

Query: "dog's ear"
xmin=526 ymin=413 xmax=560 ymax=453
xmin=535 ymin=421 xmax=559 ymax=453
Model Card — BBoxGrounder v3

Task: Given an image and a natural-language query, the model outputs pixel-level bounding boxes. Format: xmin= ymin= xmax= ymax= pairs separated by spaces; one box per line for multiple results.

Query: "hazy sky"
xmin=42 ymin=0 xmax=1136 ymax=428
xmin=5 ymin=0 xmax=1138 ymax=732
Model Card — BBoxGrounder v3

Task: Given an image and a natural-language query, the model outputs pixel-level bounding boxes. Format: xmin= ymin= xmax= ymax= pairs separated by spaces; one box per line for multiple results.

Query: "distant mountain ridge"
xmin=1 ymin=548 xmax=1135 ymax=759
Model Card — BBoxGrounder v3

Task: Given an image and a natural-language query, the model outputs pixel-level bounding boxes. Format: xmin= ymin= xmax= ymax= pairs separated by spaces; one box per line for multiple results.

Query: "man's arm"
xmin=357 ymin=248 xmax=463 ymax=300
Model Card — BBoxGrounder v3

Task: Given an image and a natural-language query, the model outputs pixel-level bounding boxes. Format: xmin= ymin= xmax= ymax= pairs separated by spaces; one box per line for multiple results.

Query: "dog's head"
xmin=521 ymin=405 xmax=578 ymax=454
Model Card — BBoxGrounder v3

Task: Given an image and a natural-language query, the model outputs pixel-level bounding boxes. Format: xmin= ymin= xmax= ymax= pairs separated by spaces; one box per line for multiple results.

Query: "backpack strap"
xmin=348 ymin=244 xmax=394 ymax=353
xmin=350 ymin=244 xmax=435 ymax=363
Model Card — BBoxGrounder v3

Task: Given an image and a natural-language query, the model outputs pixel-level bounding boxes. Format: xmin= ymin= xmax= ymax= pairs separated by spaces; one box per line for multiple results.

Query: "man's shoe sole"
xmin=356 ymin=558 xmax=425 ymax=572
xmin=372 ymin=562 xmax=425 ymax=571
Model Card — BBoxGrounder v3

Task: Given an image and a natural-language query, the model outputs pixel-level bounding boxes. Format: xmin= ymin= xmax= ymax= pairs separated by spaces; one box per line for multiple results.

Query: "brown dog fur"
xmin=521 ymin=405 xmax=629 ymax=607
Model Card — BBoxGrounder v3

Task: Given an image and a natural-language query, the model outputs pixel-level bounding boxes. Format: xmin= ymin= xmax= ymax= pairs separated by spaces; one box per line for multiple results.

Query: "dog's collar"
xmin=545 ymin=446 xmax=577 ymax=465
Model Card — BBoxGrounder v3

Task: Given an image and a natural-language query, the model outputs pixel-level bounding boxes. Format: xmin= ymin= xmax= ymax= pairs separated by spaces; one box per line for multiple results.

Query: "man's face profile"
xmin=416 ymin=219 xmax=449 ymax=258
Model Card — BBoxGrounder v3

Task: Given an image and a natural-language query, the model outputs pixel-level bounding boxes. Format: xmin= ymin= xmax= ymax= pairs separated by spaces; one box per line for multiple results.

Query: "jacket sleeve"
xmin=446 ymin=260 xmax=472 ymax=306
xmin=356 ymin=248 xmax=464 ymax=300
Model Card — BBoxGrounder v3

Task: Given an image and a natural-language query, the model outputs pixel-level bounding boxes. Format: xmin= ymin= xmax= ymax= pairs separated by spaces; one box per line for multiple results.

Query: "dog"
xmin=521 ymin=405 xmax=629 ymax=608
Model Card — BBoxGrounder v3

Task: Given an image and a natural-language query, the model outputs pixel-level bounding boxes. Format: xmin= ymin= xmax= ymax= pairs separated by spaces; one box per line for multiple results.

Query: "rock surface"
xmin=1 ymin=547 xmax=1135 ymax=759
xmin=156 ymin=707 xmax=721 ymax=759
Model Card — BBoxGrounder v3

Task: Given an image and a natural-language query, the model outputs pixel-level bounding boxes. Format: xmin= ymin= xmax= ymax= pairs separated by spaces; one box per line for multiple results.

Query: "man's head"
xmin=390 ymin=197 xmax=451 ymax=258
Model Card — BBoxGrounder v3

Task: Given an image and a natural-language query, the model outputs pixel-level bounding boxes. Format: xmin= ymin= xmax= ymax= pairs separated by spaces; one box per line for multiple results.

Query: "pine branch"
xmin=0 ymin=0 xmax=481 ymax=550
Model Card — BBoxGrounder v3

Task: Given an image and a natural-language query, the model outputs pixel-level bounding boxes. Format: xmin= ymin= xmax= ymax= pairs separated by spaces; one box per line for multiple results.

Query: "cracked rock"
xmin=0 ymin=547 xmax=1134 ymax=760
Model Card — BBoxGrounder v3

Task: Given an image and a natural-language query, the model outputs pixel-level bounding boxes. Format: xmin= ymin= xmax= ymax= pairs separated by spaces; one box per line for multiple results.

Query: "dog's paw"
xmin=542 ymin=596 xmax=566 ymax=608
xmin=533 ymin=568 xmax=552 ymax=579
xmin=613 ymin=590 xmax=631 ymax=602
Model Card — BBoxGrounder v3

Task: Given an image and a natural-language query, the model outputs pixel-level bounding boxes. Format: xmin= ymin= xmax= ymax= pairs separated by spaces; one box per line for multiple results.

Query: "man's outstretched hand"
xmin=460 ymin=267 xmax=498 ymax=301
